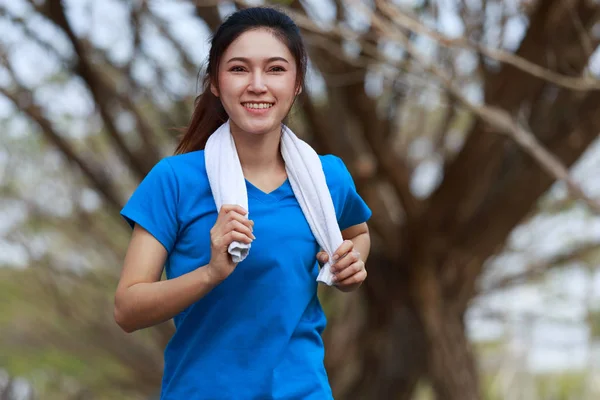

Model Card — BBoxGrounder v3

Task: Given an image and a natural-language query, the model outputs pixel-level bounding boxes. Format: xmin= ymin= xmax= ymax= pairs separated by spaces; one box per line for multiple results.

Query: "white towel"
xmin=204 ymin=120 xmax=343 ymax=286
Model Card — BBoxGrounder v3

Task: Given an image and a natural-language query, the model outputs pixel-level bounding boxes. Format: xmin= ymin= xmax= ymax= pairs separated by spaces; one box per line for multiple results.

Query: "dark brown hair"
xmin=174 ymin=7 xmax=307 ymax=154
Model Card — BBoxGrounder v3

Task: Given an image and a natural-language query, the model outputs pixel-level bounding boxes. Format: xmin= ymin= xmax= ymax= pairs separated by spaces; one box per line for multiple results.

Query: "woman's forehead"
xmin=223 ymin=29 xmax=294 ymax=62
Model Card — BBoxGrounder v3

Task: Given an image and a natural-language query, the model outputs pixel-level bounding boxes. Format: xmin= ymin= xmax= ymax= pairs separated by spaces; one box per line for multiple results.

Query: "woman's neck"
xmin=230 ymin=124 xmax=285 ymax=176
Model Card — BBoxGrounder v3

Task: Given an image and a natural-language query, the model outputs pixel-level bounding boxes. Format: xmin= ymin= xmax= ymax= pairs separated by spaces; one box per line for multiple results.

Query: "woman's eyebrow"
xmin=226 ymin=57 xmax=289 ymax=64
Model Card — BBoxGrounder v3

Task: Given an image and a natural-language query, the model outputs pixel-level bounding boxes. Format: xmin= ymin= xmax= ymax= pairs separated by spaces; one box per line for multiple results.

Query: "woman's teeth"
xmin=243 ymin=103 xmax=273 ymax=109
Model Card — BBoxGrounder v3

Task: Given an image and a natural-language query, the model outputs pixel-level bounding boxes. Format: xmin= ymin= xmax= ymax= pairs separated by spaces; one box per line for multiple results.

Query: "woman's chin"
xmin=235 ymin=119 xmax=280 ymax=136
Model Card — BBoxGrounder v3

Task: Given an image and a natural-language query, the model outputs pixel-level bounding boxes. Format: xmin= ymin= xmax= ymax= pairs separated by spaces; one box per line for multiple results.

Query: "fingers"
xmin=224 ymin=230 xmax=253 ymax=246
xmin=224 ymin=208 xmax=252 ymax=223
xmin=330 ymin=246 xmax=366 ymax=287
xmin=218 ymin=205 xmax=254 ymax=228
xmin=215 ymin=222 xmax=254 ymax=248
xmin=336 ymin=267 xmax=367 ymax=287
xmin=332 ymin=240 xmax=354 ymax=262
xmin=333 ymin=258 xmax=363 ymax=282
xmin=227 ymin=220 xmax=255 ymax=240
xmin=220 ymin=204 xmax=248 ymax=216
xmin=330 ymin=250 xmax=360 ymax=273
xmin=211 ymin=204 xmax=255 ymax=250
xmin=316 ymin=251 xmax=329 ymax=264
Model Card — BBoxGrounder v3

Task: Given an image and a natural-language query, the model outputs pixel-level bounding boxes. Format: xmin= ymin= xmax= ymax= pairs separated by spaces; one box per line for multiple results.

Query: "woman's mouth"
xmin=242 ymin=102 xmax=274 ymax=114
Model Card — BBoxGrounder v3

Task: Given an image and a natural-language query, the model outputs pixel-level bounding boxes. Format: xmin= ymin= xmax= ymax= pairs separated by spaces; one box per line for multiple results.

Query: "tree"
xmin=1 ymin=0 xmax=599 ymax=399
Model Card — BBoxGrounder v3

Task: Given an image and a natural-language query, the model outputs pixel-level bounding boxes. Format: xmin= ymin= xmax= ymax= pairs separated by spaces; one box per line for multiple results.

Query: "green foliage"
xmin=589 ymin=309 xmax=600 ymax=339
xmin=0 ymin=268 xmax=138 ymax=398
xmin=533 ymin=372 xmax=587 ymax=400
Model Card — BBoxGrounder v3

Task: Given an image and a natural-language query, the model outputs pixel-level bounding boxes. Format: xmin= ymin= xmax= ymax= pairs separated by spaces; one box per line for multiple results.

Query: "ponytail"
xmin=174 ymin=76 xmax=228 ymax=155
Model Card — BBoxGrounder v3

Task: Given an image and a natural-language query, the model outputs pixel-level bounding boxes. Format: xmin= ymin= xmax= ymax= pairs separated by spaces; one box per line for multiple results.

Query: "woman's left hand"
xmin=316 ymin=240 xmax=366 ymax=290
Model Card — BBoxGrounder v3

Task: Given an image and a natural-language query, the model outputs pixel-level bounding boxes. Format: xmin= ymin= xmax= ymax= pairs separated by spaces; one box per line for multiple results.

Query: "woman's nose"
xmin=248 ymin=72 xmax=267 ymax=93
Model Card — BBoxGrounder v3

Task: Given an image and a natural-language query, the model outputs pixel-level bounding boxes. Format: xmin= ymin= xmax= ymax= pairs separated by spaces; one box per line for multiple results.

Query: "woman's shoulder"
xmin=318 ymin=154 xmax=353 ymax=190
xmin=318 ymin=153 xmax=343 ymax=170
xmin=163 ymin=149 xmax=207 ymax=170
xmin=155 ymin=150 xmax=208 ymax=180
xmin=142 ymin=150 xmax=209 ymax=196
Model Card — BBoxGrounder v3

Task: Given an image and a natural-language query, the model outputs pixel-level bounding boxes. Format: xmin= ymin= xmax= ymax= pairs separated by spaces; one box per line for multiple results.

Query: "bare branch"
xmin=372 ymin=0 xmax=600 ymax=91
xmin=144 ymin=3 xmax=197 ymax=74
xmin=0 ymin=6 xmax=70 ymax=66
xmin=563 ymin=0 xmax=597 ymax=61
xmin=432 ymin=96 xmax=457 ymax=157
xmin=0 ymin=63 xmax=124 ymax=214
xmin=301 ymin=32 xmax=371 ymax=69
xmin=1 ymin=93 xmax=123 ymax=213
xmin=194 ymin=2 xmax=222 ymax=31
xmin=41 ymin=0 xmax=160 ymax=178
xmin=467 ymin=104 xmax=600 ymax=213
xmin=484 ymin=242 xmax=600 ymax=293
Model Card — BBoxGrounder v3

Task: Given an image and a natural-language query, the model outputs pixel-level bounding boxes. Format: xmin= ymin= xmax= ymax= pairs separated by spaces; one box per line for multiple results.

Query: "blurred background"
xmin=1 ymin=0 xmax=600 ymax=399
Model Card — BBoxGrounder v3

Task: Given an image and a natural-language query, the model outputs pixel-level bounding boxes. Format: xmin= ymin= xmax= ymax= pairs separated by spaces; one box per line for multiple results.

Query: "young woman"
xmin=114 ymin=7 xmax=371 ymax=400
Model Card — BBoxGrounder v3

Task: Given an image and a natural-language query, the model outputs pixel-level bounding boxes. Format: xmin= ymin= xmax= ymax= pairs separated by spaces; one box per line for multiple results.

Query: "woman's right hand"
xmin=206 ymin=204 xmax=255 ymax=284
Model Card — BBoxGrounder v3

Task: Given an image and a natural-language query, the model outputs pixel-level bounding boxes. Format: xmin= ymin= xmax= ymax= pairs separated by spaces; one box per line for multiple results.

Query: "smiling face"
xmin=211 ymin=28 xmax=300 ymax=137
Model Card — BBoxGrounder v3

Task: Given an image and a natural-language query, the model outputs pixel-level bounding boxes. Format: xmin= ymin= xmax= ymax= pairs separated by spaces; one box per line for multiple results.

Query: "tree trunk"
xmin=332 ymin=314 xmax=424 ymax=399
xmin=324 ymin=255 xmax=424 ymax=399
xmin=326 ymin=258 xmax=481 ymax=400
xmin=426 ymin=311 xmax=480 ymax=400
xmin=413 ymin=259 xmax=481 ymax=400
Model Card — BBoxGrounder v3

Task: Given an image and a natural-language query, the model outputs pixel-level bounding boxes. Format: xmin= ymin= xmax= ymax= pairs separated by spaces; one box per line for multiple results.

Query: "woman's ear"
xmin=295 ymin=85 xmax=303 ymax=96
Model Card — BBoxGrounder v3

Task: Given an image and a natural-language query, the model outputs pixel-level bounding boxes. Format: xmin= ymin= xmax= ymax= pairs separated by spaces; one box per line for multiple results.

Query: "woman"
xmin=114 ymin=7 xmax=371 ymax=400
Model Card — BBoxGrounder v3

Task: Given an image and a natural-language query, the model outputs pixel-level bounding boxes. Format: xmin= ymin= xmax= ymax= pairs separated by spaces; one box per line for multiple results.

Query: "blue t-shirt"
xmin=120 ymin=150 xmax=371 ymax=400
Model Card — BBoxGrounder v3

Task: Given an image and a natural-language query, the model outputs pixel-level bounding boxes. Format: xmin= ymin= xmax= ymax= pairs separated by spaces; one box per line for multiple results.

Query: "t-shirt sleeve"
xmin=330 ymin=156 xmax=372 ymax=231
xmin=120 ymin=158 xmax=179 ymax=253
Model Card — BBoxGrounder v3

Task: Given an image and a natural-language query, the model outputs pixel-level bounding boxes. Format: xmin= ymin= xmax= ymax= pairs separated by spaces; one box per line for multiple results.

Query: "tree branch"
xmin=0 ymin=66 xmax=124 ymax=215
xmin=41 ymin=0 xmax=161 ymax=178
xmin=483 ymin=242 xmax=600 ymax=293
xmin=373 ymin=0 xmax=600 ymax=91
xmin=194 ymin=2 xmax=222 ymax=31
xmin=144 ymin=3 xmax=198 ymax=74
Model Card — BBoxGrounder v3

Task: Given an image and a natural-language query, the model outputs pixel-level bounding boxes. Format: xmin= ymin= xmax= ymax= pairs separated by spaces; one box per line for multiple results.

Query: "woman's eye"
xmin=269 ymin=66 xmax=286 ymax=72
xmin=229 ymin=66 xmax=246 ymax=72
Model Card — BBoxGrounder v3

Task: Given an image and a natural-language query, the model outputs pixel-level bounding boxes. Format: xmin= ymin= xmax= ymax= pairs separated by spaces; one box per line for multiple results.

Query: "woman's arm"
xmin=114 ymin=204 xmax=255 ymax=333
xmin=336 ymin=222 xmax=370 ymax=292
xmin=113 ymin=224 xmax=219 ymax=333
xmin=341 ymin=222 xmax=370 ymax=261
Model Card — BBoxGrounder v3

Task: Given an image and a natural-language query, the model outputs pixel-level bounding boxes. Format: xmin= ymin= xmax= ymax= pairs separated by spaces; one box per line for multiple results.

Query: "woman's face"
xmin=212 ymin=28 xmax=300 ymax=137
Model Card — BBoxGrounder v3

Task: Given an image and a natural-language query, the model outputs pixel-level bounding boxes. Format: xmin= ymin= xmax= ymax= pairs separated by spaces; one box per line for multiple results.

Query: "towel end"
xmin=228 ymin=242 xmax=251 ymax=264
xmin=316 ymin=262 xmax=335 ymax=286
